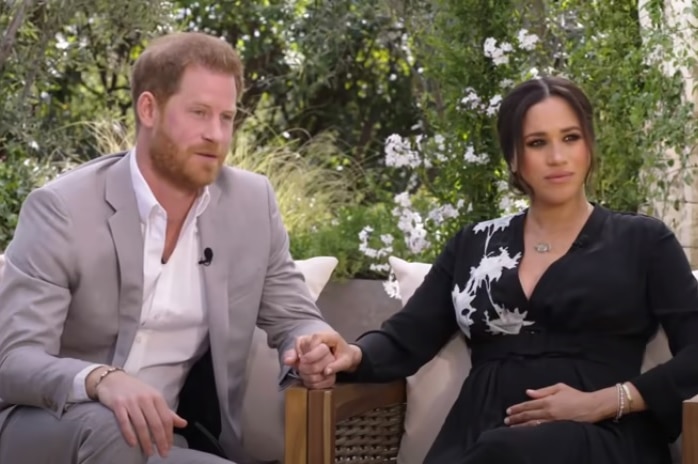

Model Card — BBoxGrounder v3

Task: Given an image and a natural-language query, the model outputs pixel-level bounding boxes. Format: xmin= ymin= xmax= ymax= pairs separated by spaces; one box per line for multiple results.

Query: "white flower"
xmin=394 ymin=192 xmax=412 ymax=208
xmin=421 ymin=134 xmax=448 ymax=163
xmin=434 ymin=134 xmax=446 ymax=151
xmin=433 ymin=151 xmax=448 ymax=163
xmin=459 ymin=87 xmax=482 ymax=111
xmin=493 ymin=54 xmax=509 ymax=66
xmin=383 ymin=273 xmax=401 ymax=299
xmin=464 ymin=145 xmax=490 ymax=165
xmin=390 ymin=192 xmax=432 ymax=254
xmin=358 ymin=226 xmax=373 ymax=242
xmin=407 ymin=225 xmax=429 ymax=254
xmin=483 ymin=37 xmax=498 ymax=56
xmin=407 ymin=135 xmax=431 ymax=168
xmin=358 ymin=226 xmax=392 ymax=260
xmin=384 ymin=134 xmax=422 ymax=168
xmin=516 ymin=29 xmax=539 ymax=51
xmin=284 ymin=48 xmax=304 ymax=67
xmin=55 ymin=33 xmax=70 ymax=50
xmin=406 ymin=173 xmax=419 ymax=191
xmin=499 ymin=195 xmax=529 ymax=215
xmin=427 ymin=203 xmax=460 ymax=225
xmin=483 ymin=37 xmax=511 ymax=66
xmin=370 ymin=263 xmax=391 ymax=273
xmin=392 ymin=195 xmax=430 ymax=254
xmin=485 ymin=95 xmax=502 ymax=117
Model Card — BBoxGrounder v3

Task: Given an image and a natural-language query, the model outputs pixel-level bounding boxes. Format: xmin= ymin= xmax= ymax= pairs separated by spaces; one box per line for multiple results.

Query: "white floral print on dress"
xmin=452 ymin=213 xmax=534 ymax=337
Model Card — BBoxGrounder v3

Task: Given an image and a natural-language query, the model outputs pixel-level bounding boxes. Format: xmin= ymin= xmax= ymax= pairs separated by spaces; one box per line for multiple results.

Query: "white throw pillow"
xmin=293 ymin=256 xmax=339 ymax=300
xmin=241 ymin=256 xmax=338 ymax=462
xmin=388 ymin=256 xmax=472 ymax=464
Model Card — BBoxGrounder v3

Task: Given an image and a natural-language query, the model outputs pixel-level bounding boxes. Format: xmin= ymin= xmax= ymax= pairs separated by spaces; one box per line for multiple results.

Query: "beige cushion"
xmin=241 ymin=256 xmax=338 ymax=462
xmin=388 ymin=256 xmax=471 ymax=464
xmin=388 ymin=256 xmax=690 ymax=464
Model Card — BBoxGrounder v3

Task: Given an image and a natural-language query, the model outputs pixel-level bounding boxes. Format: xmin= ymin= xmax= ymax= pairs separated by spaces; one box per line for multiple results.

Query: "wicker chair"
xmin=284 ymin=380 xmax=698 ymax=464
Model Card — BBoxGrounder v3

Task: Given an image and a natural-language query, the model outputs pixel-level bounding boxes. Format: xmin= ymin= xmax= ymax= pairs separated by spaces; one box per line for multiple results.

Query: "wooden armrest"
xmin=284 ymin=380 xmax=407 ymax=464
xmin=285 ymin=383 xmax=309 ymax=464
xmin=683 ymin=394 xmax=698 ymax=464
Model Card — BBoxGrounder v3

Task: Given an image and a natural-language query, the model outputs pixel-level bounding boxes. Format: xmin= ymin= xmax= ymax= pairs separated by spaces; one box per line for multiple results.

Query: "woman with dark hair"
xmin=298 ymin=76 xmax=698 ymax=463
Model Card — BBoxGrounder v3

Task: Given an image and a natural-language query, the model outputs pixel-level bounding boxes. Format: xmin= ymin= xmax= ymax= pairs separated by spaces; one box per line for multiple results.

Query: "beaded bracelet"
xmin=614 ymin=383 xmax=626 ymax=422
xmin=621 ymin=383 xmax=634 ymax=413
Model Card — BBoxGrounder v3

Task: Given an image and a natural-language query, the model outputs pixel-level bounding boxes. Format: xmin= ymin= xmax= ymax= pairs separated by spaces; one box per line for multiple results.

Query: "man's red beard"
xmin=149 ymin=123 xmax=225 ymax=192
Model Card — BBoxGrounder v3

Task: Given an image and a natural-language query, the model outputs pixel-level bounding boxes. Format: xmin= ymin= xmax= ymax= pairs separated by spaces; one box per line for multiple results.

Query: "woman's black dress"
xmin=343 ymin=206 xmax=698 ymax=463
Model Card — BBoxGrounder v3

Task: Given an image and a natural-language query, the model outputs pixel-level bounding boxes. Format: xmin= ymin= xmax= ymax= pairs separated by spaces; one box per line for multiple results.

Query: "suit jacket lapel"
xmin=105 ymin=153 xmax=145 ymax=367
xmin=198 ymin=183 xmax=230 ymax=354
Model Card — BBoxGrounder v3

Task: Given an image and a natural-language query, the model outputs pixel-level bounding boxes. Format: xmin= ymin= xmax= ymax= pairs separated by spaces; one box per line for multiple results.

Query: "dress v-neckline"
xmin=512 ymin=204 xmax=603 ymax=305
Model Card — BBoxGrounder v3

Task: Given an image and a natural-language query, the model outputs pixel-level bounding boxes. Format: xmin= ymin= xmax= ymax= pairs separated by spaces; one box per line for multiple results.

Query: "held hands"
xmin=505 ymin=383 xmax=603 ymax=426
xmin=283 ymin=331 xmax=362 ymax=389
xmin=87 ymin=367 xmax=187 ymax=458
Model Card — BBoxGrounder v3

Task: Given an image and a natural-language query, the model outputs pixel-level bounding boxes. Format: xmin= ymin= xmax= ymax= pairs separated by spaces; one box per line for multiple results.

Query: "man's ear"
xmin=136 ymin=91 xmax=159 ymax=129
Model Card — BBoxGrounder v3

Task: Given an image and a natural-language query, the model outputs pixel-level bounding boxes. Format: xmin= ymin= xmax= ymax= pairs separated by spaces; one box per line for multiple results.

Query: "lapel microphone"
xmin=198 ymin=247 xmax=214 ymax=266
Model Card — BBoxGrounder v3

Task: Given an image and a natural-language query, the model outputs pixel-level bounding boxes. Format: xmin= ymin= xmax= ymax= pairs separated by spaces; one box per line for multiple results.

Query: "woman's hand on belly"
xmin=504 ymin=382 xmax=615 ymax=426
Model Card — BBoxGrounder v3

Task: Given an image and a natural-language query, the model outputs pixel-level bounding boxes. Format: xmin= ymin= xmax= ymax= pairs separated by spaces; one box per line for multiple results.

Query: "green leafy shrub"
xmin=352 ymin=0 xmax=698 ymax=278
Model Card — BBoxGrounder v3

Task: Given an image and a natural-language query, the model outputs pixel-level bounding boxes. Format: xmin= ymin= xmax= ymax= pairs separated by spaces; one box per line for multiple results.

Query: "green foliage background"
xmin=1 ymin=0 xmax=696 ymax=278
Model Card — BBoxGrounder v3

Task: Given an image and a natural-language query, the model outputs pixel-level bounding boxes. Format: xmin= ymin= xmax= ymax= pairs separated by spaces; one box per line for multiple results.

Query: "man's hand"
xmin=505 ymin=383 xmax=604 ymax=427
xmin=284 ymin=331 xmax=362 ymax=389
xmin=86 ymin=367 xmax=187 ymax=458
xmin=284 ymin=337 xmax=336 ymax=389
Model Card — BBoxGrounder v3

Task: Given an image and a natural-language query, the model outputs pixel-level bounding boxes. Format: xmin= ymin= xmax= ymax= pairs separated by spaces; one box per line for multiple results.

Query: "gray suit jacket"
xmin=0 ymin=152 xmax=332 ymax=461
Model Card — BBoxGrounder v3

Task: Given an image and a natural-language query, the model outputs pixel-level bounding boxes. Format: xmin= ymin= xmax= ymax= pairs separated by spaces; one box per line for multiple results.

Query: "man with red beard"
xmin=0 ymin=32 xmax=337 ymax=464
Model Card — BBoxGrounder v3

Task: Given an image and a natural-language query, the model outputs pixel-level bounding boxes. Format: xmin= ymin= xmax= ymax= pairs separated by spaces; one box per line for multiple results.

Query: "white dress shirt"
xmin=68 ymin=150 xmax=211 ymax=409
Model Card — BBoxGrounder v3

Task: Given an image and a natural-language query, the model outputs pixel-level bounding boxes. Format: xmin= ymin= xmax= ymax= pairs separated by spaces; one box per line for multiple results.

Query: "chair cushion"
xmin=388 ymin=256 xmax=471 ymax=464
xmin=241 ymin=256 xmax=338 ymax=462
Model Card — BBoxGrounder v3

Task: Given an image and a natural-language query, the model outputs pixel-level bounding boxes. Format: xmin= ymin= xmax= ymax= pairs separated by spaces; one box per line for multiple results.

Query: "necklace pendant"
xmin=534 ymin=242 xmax=552 ymax=253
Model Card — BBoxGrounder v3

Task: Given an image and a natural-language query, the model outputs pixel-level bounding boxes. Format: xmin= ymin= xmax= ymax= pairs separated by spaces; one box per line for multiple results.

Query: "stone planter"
xmin=316 ymin=278 xmax=402 ymax=341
